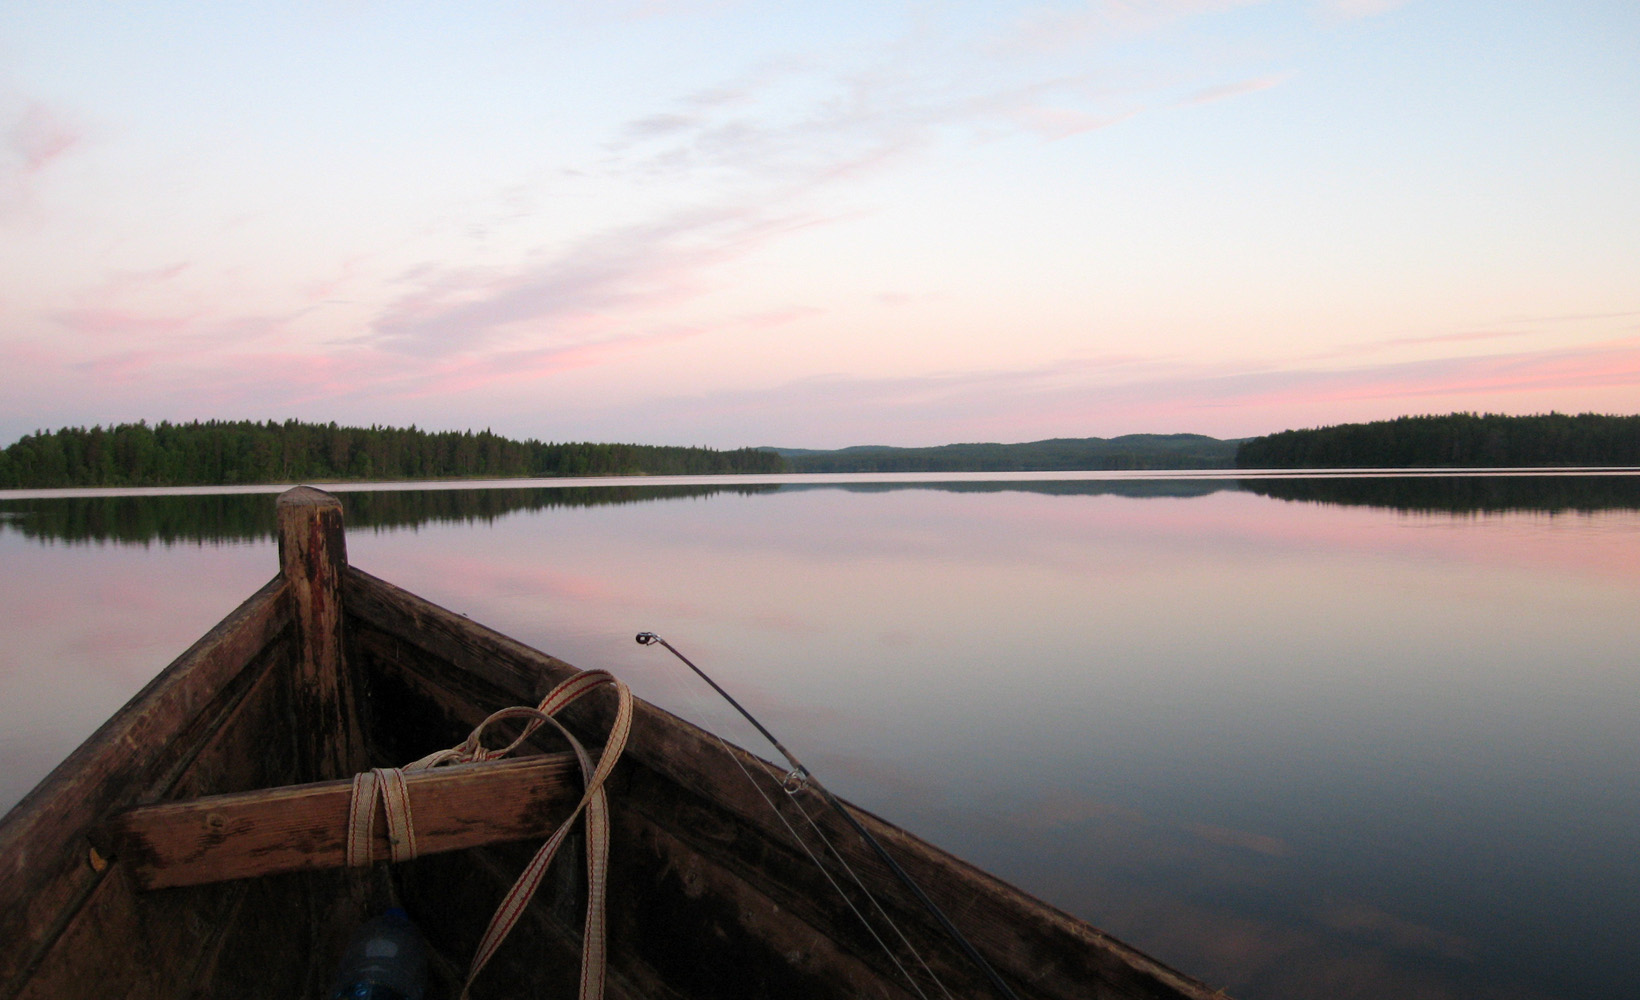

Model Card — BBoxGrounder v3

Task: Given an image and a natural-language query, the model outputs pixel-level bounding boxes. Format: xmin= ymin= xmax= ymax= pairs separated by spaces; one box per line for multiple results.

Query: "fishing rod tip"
xmin=635 ymin=631 xmax=660 ymax=646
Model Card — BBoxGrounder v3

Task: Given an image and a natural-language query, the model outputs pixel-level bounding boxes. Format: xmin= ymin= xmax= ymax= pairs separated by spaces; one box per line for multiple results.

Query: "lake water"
xmin=2 ymin=472 xmax=1637 ymax=1000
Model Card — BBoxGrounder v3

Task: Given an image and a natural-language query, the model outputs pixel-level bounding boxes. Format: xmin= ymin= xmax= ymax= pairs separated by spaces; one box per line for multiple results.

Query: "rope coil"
xmin=344 ymin=667 xmax=632 ymax=1000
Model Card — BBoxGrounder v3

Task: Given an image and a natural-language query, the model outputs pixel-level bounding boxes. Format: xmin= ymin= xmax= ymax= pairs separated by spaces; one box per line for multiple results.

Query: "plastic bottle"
xmin=329 ymin=908 xmax=429 ymax=1000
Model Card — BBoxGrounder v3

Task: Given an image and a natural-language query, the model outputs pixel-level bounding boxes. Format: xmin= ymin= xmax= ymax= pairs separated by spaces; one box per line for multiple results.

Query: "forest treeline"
xmin=779 ymin=434 xmax=1238 ymax=472
xmin=6 ymin=413 xmax=1634 ymax=488
xmin=0 ymin=420 xmax=785 ymax=488
xmin=1236 ymin=413 xmax=1640 ymax=468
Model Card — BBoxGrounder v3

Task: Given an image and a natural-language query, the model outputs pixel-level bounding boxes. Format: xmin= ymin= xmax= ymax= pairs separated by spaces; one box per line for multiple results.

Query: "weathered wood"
xmin=111 ymin=753 xmax=582 ymax=889
xmin=12 ymin=622 xmax=314 ymax=1000
xmin=344 ymin=568 xmax=1226 ymax=1000
xmin=604 ymin=804 xmax=924 ymax=1000
xmin=277 ymin=486 xmax=364 ymax=780
xmin=349 ymin=620 xmax=909 ymax=999
xmin=347 ymin=615 xmax=983 ymax=997
xmin=0 ymin=577 xmax=291 ymax=1000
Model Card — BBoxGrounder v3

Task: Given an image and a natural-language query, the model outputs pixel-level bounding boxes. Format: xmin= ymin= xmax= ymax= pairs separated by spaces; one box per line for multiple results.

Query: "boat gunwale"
xmin=343 ymin=564 xmax=1225 ymax=1000
xmin=0 ymin=574 xmax=292 ymax=998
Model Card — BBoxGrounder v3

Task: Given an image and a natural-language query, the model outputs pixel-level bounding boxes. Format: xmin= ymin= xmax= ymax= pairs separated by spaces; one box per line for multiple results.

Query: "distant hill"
xmin=1235 ymin=412 xmax=1640 ymax=468
xmin=769 ymin=434 xmax=1240 ymax=472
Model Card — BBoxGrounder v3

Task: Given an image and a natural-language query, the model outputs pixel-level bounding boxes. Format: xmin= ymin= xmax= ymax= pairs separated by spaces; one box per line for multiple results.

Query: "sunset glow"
xmin=2 ymin=2 xmax=1635 ymax=447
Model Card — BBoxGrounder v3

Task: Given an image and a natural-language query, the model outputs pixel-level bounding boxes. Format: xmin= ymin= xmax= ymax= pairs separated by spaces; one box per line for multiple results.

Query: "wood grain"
xmin=0 ymin=578 xmax=291 ymax=1000
xmin=277 ymin=486 xmax=365 ymax=780
xmin=110 ymin=753 xmax=581 ymax=889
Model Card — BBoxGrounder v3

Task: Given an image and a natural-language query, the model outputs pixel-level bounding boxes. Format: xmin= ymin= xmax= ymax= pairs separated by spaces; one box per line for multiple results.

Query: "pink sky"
xmin=1 ymin=1 xmax=1636 ymax=448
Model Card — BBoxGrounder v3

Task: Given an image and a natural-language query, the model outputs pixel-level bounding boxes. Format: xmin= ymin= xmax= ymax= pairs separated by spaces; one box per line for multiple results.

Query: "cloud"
xmin=5 ymin=101 xmax=78 ymax=174
xmin=601 ymin=75 xmax=932 ymax=189
xmin=588 ymin=337 xmax=1640 ymax=444
xmin=373 ymin=2 xmax=1290 ymax=376
xmin=1010 ymin=104 xmax=1137 ymax=140
xmin=736 ymin=305 xmax=825 ymax=330
xmin=1319 ymin=0 xmax=1414 ymax=19
xmin=1303 ymin=308 xmax=1640 ymax=364
xmin=377 ymin=324 xmax=707 ymax=399
xmin=619 ymin=113 xmax=701 ymax=140
xmin=1184 ymin=73 xmax=1294 ymax=106
xmin=367 ymin=204 xmax=819 ymax=358
xmin=1 ymin=98 xmax=82 ymax=214
xmin=997 ymin=0 xmax=1270 ymax=54
xmin=1232 ymin=337 xmax=1640 ymax=405
xmin=595 ymin=29 xmax=1153 ymax=193
xmin=53 ymin=307 xmax=198 ymax=339
xmin=1370 ymin=329 xmax=1525 ymax=349
xmin=1298 ymin=327 xmax=1527 ymax=363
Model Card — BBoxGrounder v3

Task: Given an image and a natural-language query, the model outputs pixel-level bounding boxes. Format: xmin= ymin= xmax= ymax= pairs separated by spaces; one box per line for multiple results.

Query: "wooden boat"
xmin=0 ymin=487 xmax=1225 ymax=1000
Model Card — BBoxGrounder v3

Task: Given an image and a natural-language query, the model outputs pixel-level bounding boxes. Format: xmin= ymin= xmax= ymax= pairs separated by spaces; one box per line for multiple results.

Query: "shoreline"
xmin=3 ymin=465 xmax=1639 ymax=501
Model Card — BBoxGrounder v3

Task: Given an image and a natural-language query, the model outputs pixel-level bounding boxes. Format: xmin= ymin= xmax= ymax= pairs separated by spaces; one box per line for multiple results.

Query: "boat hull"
xmin=0 ymin=488 xmax=1225 ymax=1000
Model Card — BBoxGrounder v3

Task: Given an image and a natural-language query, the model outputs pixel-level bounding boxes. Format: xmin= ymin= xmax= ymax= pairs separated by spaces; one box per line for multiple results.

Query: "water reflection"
xmin=2 ymin=477 xmax=1637 ymax=1000
xmin=1243 ymin=474 xmax=1640 ymax=514
xmin=0 ymin=484 xmax=778 ymax=545
xmin=3 ymin=475 xmax=1636 ymax=546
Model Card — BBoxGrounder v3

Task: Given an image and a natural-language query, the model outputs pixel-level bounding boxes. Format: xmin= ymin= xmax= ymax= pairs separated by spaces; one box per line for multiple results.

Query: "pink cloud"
xmin=588 ymin=337 xmax=1640 ymax=445
xmin=735 ymin=305 xmax=824 ymax=330
xmin=383 ymin=324 xmax=706 ymax=399
xmin=1013 ymin=105 xmax=1137 ymax=140
xmin=53 ymin=307 xmax=198 ymax=338
xmin=1368 ymin=328 xmax=1523 ymax=350
xmin=2 ymin=98 xmax=82 ymax=214
xmin=1184 ymin=73 xmax=1293 ymax=106
xmin=5 ymin=101 xmax=79 ymax=174
xmin=368 ymin=205 xmax=806 ymax=357
xmin=1220 ymin=338 xmax=1640 ymax=408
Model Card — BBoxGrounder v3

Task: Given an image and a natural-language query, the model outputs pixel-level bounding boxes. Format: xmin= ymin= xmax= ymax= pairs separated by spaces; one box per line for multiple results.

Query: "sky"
xmin=1 ymin=1 xmax=1636 ymax=449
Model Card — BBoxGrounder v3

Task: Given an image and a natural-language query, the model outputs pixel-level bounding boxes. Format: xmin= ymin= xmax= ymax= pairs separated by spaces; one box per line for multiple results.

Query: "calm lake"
xmin=2 ymin=472 xmax=1637 ymax=1000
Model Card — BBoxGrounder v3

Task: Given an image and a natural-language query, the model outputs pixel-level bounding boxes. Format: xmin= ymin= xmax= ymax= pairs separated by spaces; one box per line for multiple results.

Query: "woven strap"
xmin=459 ymin=669 xmax=631 ymax=1000
xmin=345 ymin=767 xmax=421 ymax=865
xmin=343 ymin=669 xmax=631 ymax=1000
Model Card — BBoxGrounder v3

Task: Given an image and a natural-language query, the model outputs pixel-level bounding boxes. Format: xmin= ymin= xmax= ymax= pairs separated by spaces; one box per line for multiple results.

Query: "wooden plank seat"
xmin=103 ymin=751 xmax=582 ymax=890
